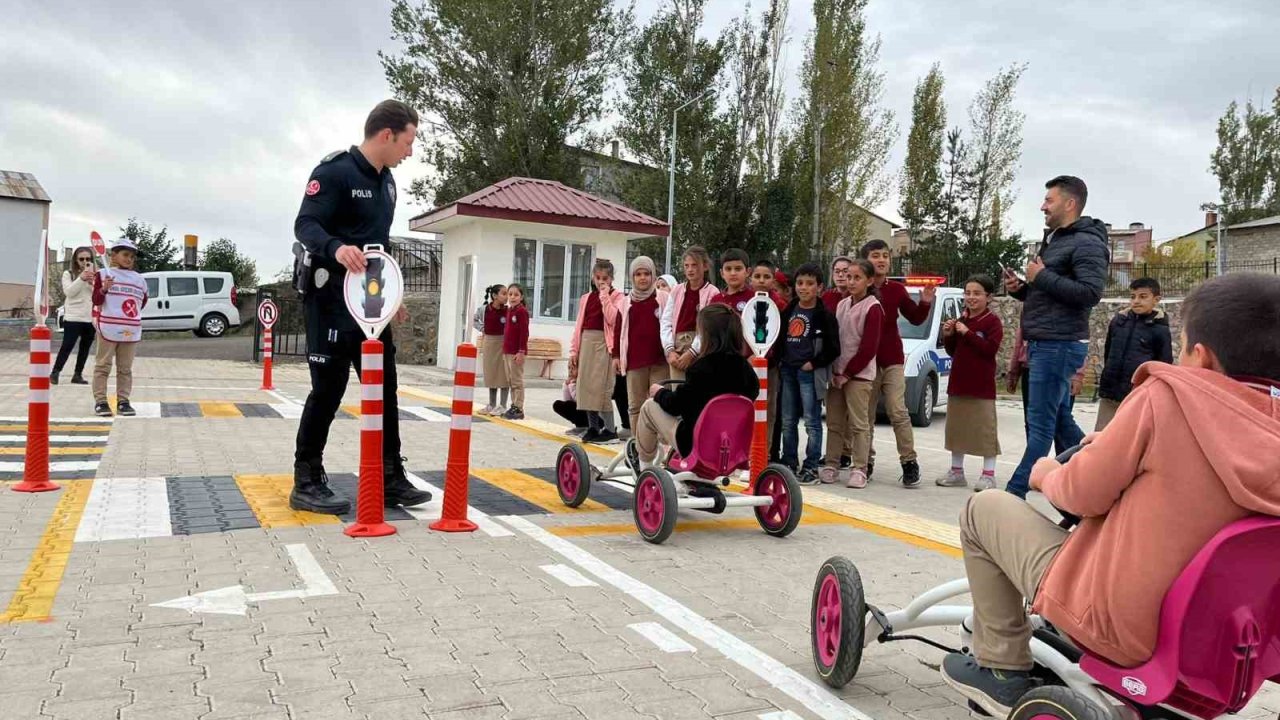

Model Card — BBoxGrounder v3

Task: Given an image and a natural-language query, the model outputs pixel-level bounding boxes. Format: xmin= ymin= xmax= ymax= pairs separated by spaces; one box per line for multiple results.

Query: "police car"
xmin=879 ymin=284 xmax=964 ymax=427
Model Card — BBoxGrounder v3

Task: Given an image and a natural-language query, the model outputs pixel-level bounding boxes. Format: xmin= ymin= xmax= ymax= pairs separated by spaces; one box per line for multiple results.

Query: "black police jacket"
xmin=1097 ymin=308 xmax=1173 ymax=401
xmin=294 ymin=146 xmax=397 ymax=329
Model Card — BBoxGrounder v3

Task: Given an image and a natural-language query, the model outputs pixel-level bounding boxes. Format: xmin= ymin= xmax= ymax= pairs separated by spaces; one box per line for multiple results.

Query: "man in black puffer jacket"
xmin=1003 ymin=176 xmax=1110 ymax=498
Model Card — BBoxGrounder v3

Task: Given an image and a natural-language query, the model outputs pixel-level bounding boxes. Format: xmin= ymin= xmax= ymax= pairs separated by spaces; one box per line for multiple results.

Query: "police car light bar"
xmin=902 ymin=275 xmax=946 ymax=287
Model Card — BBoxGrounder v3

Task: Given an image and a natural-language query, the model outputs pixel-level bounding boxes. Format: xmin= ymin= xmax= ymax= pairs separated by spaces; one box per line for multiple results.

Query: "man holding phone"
xmin=1003 ymin=175 xmax=1109 ymax=499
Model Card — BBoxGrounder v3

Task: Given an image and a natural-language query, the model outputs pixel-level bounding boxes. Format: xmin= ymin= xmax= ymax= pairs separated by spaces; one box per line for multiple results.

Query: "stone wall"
xmin=397 ymin=291 xmax=440 ymax=366
xmin=989 ymin=296 xmax=1183 ymax=386
xmin=1226 ymin=224 xmax=1280 ymax=267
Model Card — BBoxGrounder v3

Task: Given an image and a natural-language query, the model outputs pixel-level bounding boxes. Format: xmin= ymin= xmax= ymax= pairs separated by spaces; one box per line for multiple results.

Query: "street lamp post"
xmin=666 ymin=88 xmax=715 ymax=275
xmin=1214 ymin=200 xmax=1242 ymax=276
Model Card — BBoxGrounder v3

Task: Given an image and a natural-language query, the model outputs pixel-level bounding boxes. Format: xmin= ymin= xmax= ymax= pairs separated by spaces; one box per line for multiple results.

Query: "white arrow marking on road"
xmin=151 ymin=543 xmax=337 ymax=616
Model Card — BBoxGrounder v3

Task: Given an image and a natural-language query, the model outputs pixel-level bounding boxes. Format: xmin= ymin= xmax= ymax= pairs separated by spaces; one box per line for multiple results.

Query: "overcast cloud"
xmin=2 ymin=0 xmax=1277 ymax=278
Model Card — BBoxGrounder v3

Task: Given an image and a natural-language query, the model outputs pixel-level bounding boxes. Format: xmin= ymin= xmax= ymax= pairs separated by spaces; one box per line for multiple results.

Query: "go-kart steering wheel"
xmin=1051 ymin=444 xmax=1085 ymax=529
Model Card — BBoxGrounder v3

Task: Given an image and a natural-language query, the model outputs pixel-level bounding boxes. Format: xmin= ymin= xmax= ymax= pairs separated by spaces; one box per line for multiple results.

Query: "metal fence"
xmin=390 ymin=237 xmax=442 ymax=294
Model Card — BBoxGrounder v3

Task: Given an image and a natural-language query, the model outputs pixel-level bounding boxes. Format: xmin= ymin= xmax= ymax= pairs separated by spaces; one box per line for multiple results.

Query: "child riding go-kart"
xmin=555 ymin=294 xmax=803 ymax=544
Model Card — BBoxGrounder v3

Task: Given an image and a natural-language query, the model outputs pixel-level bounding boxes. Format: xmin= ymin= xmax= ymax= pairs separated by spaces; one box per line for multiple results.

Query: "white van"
xmin=879 ymin=285 xmax=964 ymax=427
xmin=140 ymin=271 xmax=241 ymax=337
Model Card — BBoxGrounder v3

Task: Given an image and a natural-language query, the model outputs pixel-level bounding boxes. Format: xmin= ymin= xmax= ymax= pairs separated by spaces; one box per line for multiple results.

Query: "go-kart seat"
xmin=1079 ymin=515 xmax=1280 ymax=718
xmin=666 ymin=394 xmax=754 ymax=479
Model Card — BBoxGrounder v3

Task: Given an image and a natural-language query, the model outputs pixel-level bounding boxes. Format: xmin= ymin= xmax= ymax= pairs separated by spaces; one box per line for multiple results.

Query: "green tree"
xmin=1209 ymin=88 xmax=1280 ymax=223
xmin=201 ymin=238 xmax=259 ymax=289
xmin=898 ymin=64 xmax=946 ymax=241
xmin=961 ymin=64 xmax=1026 ymax=251
xmin=788 ymin=0 xmax=897 ymax=261
xmin=381 ymin=0 xmax=632 ymax=206
xmin=118 ymin=218 xmax=180 ymax=273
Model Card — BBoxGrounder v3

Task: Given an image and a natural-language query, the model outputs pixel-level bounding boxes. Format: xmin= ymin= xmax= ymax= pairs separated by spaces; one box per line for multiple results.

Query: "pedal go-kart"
xmin=554 ymin=383 xmax=803 ymax=544
xmin=809 ymin=447 xmax=1280 ymax=719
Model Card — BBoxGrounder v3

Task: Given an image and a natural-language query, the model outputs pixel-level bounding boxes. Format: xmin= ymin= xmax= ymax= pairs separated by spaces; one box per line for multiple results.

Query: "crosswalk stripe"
xmin=0 ymin=435 xmax=108 ymax=443
xmin=75 ymin=477 xmax=172 ymax=542
xmin=470 ymin=468 xmax=610 ymax=514
xmin=232 ymin=474 xmax=342 ymax=528
xmin=401 ymin=406 xmax=451 ymax=423
xmin=0 ymin=461 xmax=99 ymax=473
xmin=0 ymin=447 xmax=103 ymax=456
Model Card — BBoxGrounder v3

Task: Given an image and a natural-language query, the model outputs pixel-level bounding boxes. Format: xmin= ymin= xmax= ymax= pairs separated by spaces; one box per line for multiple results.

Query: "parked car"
xmin=877 ymin=284 xmax=964 ymax=427
xmin=57 ymin=270 xmax=241 ymax=338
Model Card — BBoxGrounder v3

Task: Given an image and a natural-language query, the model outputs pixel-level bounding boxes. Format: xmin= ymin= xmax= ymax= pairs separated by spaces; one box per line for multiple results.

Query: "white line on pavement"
xmin=498 ymin=515 xmax=873 ymax=720
xmin=628 ymin=622 xmax=696 ymax=653
xmin=0 ymin=460 xmax=98 ymax=472
xmin=114 ymin=402 xmax=161 ymax=419
xmin=401 ymin=406 xmax=451 ymax=423
xmin=759 ymin=712 xmax=805 ymax=720
xmin=402 ymin=470 xmax=513 ymax=538
xmin=75 ymin=477 xmax=172 ymax=543
xmin=540 ymin=563 xmax=598 ymax=587
xmin=265 ymin=389 xmax=303 ymax=407
xmin=0 ymin=416 xmax=112 ymax=423
xmin=272 ymin=403 xmax=304 ymax=419
xmin=0 ymin=435 xmax=108 ymax=443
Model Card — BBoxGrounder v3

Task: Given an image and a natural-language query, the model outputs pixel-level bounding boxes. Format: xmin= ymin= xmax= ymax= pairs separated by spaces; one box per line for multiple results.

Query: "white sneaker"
xmin=936 ymin=469 xmax=968 ymax=487
xmin=973 ymin=474 xmax=996 ymax=492
xmin=493 ymin=405 xmax=507 ymax=417
xmin=478 ymin=404 xmax=495 ymax=416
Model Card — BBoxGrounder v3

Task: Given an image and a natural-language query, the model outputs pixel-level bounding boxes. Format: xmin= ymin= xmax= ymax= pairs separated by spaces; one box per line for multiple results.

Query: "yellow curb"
xmin=0 ymin=480 xmax=93 ymax=623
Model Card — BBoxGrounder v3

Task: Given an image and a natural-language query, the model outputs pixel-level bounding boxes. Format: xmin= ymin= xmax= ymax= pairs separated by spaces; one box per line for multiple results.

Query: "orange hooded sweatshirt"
xmin=1031 ymin=362 xmax=1280 ymax=668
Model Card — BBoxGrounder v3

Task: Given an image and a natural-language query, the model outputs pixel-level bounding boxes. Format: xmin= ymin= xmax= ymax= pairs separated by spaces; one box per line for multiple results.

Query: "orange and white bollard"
xmin=431 ymin=343 xmax=478 ymax=533
xmin=748 ymin=355 xmax=769 ymax=492
xmin=14 ymin=325 xmax=58 ymax=493
xmin=344 ymin=339 xmax=395 ymax=537
xmin=260 ymin=326 xmax=275 ymax=390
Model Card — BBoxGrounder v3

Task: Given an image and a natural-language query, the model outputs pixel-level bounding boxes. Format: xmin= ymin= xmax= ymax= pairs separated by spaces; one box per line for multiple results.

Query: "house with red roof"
xmin=409 ymin=177 xmax=669 ymax=373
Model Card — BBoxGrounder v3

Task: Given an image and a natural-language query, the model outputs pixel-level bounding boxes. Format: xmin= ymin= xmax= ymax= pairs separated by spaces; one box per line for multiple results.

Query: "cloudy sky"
xmin=3 ymin=0 xmax=1277 ymax=279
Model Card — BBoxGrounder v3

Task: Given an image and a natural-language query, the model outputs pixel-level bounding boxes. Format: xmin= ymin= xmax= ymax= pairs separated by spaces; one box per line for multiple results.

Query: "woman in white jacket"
xmin=51 ymin=247 xmax=97 ymax=384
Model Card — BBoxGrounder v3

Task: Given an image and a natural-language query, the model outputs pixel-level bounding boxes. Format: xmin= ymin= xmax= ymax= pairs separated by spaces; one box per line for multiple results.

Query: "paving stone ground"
xmin=0 ymin=347 xmax=1277 ymax=719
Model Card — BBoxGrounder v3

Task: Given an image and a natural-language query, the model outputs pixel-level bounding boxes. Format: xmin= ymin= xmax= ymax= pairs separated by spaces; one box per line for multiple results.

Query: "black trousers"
xmin=555 ymin=376 xmax=630 ymax=429
xmin=53 ymin=321 xmax=95 ymax=376
xmin=295 ymin=303 xmax=400 ymax=466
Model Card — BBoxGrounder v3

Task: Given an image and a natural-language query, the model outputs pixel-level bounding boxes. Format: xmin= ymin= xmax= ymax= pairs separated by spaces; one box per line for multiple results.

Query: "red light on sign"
xmin=903 ymin=275 xmax=946 ymax=287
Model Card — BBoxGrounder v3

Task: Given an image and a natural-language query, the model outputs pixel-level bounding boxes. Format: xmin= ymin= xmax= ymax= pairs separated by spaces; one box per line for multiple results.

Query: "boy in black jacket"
xmin=776 ymin=263 xmax=841 ymax=484
xmin=1095 ymin=277 xmax=1173 ymax=430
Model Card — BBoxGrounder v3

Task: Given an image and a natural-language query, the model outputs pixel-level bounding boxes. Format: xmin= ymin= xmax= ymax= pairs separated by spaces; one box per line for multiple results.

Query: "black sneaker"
xmin=289 ymin=462 xmax=351 ymax=515
xmin=581 ymin=428 xmax=601 ymax=443
xmin=384 ymin=458 xmax=432 ymax=507
xmin=866 ymin=457 xmax=875 ymax=479
xmin=593 ymin=429 xmax=619 ymax=444
xmin=94 ymin=401 xmax=113 ymax=417
xmin=901 ymin=459 xmax=921 ymax=488
xmin=50 ymin=371 xmax=60 ymax=385
xmin=839 ymin=454 xmax=852 ymax=469
xmin=797 ymin=468 xmax=820 ymax=486
xmin=70 ymin=374 xmax=88 ymax=385
xmin=503 ymin=406 xmax=525 ymax=420
xmin=939 ymin=653 xmax=1036 ymax=717
xmin=624 ymin=438 xmax=640 ymax=470
xmin=117 ymin=401 xmax=136 ymax=417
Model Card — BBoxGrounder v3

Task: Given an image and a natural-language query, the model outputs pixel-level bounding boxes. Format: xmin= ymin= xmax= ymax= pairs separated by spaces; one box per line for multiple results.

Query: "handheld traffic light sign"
xmin=740 ymin=291 xmax=781 ymax=358
xmin=342 ymin=244 xmax=403 ymax=340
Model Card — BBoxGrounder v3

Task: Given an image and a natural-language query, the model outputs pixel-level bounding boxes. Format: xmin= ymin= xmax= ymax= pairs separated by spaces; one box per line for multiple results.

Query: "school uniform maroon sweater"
xmin=941 ymin=310 xmax=1003 ymax=399
xmin=874 ymin=280 xmax=932 ymax=367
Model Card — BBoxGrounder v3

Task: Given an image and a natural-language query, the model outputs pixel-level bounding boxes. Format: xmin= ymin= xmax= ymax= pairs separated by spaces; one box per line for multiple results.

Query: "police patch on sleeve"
xmin=306 ymin=180 xmax=320 ymax=196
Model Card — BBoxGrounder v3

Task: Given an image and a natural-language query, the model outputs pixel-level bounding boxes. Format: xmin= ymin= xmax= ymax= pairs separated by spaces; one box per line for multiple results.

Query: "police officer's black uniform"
xmin=291 ymin=146 xmax=431 ymax=513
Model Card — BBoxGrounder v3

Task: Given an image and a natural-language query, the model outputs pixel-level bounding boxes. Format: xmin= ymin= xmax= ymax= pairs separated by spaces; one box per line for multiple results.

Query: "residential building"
xmin=1104 ymin=221 xmax=1153 ymax=286
xmin=855 ymin=206 xmax=902 ymax=251
xmin=567 ymin=142 xmax=663 ymax=217
xmin=0 ymin=170 xmax=52 ymax=314
xmin=1222 ymin=214 xmax=1280 ymax=269
xmin=1166 ymin=212 xmax=1218 ymax=259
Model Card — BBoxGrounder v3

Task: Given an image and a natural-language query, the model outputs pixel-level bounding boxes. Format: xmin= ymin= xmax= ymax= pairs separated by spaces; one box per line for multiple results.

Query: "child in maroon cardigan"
xmin=939 ymin=274 xmax=1004 ymax=490
xmin=502 ymin=284 xmax=530 ymax=420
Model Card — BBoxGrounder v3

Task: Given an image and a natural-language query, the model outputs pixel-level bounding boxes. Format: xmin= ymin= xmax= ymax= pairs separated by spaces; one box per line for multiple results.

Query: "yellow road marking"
xmin=400 ymin=382 xmax=964 ymax=558
xmin=340 ymin=405 xmax=362 ymax=419
xmin=0 ymin=480 xmax=93 ymax=623
xmin=471 ymin=468 xmax=611 ymax=514
xmin=0 ymin=425 xmax=112 ymax=432
xmin=0 ymin=447 xmax=104 ymax=456
xmin=233 ymin=474 xmax=341 ymax=528
xmin=198 ymin=402 xmax=243 ymax=418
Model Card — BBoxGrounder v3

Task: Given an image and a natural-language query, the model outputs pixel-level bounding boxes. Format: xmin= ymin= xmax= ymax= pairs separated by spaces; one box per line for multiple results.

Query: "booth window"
xmin=512 ymin=238 xmax=594 ymax=322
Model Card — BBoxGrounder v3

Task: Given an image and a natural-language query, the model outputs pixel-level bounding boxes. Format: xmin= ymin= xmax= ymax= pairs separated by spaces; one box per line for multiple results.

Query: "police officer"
xmin=290 ymin=99 xmax=431 ymax=514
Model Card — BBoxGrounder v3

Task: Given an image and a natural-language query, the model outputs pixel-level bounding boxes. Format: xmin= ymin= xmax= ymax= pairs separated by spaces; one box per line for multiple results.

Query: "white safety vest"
xmin=96 ymin=268 xmax=147 ymax=343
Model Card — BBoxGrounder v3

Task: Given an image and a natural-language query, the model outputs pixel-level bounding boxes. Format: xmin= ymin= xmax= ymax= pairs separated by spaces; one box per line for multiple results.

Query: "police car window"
xmin=167 ymin=277 xmax=199 ymax=297
xmin=203 ymin=277 xmax=225 ymax=294
xmin=145 ymin=278 xmax=159 ymax=297
xmin=897 ymin=289 xmax=935 ymax=340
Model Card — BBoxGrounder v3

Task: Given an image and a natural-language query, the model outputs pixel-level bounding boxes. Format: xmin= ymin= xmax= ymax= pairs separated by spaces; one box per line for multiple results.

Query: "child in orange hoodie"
xmin=941 ymin=273 xmax=1280 ymax=717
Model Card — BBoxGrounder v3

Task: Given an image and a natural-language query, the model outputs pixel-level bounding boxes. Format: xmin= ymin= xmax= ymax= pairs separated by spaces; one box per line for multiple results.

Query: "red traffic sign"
xmin=258 ymin=299 xmax=279 ymax=328
xmin=90 ymin=231 xmax=105 ymax=256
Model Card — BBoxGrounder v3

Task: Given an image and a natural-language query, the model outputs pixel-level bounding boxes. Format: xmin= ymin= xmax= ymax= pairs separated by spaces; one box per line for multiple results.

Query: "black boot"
xmin=384 ymin=458 xmax=432 ymax=507
xmin=71 ymin=373 xmax=88 ymax=385
xmin=290 ymin=461 xmax=351 ymax=515
xmin=50 ymin=371 xmax=60 ymax=385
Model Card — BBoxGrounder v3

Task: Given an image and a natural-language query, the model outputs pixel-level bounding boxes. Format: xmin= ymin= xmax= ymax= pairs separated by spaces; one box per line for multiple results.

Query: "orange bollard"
xmin=344 ymin=339 xmax=396 ymax=537
xmin=14 ymin=325 xmax=58 ymax=493
xmin=259 ymin=326 xmax=275 ymax=390
xmin=748 ymin=355 xmax=769 ymax=492
xmin=431 ymin=343 xmax=478 ymax=533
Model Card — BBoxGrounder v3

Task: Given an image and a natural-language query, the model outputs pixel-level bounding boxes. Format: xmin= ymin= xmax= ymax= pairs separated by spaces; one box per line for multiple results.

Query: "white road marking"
xmin=265 ymin=389 xmax=303 ymax=407
xmin=401 ymin=470 xmax=513 ymax=538
xmin=541 ymin=563 xmax=598 ymax=587
xmin=629 ymin=622 xmax=696 ymax=653
xmin=0 ymin=461 xmax=98 ymax=472
xmin=272 ymin=403 xmax=304 ymax=419
xmin=151 ymin=543 xmax=337 ymax=616
xmin=113 ymin=402 xmax=161 ymax=418
xmin=0 ymin=416 xmax=112 ymax=423
xmin=498 ymin=515 xmax=873 ymax=720
xmin=401 ymin=405 xmax=451 ymax=423
xmin=75 ymin=477 xmax=172 ymax=542
xmin=0 ymin=435 xmax=108 ymax=443
xmin=759 ymin=712 xmax=805 ymax=720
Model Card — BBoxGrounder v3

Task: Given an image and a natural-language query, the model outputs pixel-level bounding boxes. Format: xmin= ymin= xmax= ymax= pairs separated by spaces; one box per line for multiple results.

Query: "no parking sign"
xmin=257 ymin=299 xmax=279 ymax=329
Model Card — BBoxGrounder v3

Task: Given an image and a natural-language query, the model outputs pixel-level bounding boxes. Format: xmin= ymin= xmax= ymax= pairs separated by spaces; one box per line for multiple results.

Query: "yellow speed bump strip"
xmin=0 ymin=479 xmax=93 ymax=623
xmin=470 ymin=468 xmax=611 ymax=514
xmin=198 ymin=402 xmax=243 ymax=418
xmin=234 ymin=474 xmax=342 ymax=528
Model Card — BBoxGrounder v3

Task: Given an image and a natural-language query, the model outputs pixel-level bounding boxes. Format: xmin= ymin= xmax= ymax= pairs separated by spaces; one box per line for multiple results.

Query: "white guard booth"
xmin=409 ymin=177 xmax=669 ymax=378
